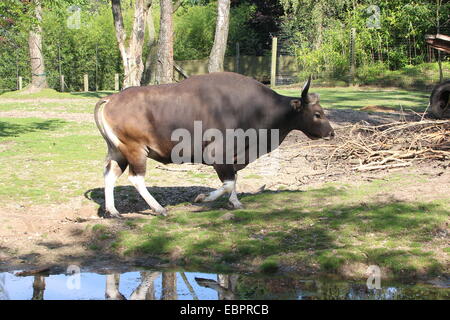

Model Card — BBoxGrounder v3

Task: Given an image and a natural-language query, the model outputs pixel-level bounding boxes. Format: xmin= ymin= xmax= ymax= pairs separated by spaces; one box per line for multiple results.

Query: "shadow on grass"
xmin=0 ymin=119 xmax=66 ymax=138
xmin=84 ymin=185 xmax=216 ymax=217
xmin=79 ymin=184 xmax=449 ymax=279
xmin=69 ymin=91 xmax=114 ymax=99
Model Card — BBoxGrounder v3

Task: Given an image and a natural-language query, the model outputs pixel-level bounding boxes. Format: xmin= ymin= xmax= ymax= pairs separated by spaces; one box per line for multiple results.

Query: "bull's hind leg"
xmin=104 ymin=149 xmax=128 ymax=218
xmin=194 ymin=164 xmax=243 ymax=209
xmin=127 ymin=153 xmax=167 ymax=216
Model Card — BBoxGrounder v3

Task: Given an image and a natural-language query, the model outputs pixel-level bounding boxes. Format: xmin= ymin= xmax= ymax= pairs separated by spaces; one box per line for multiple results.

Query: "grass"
xmin=100 ymin=181 xmax=449 ymax=279
xmin=0 ymin=89 xmax=113 ymax=114
xmin=277 ymin=87 xmax=429 ymax=112
xmin=0 ymin=88 xmax=113 ymax=99
xmin=0 ymin=117 xmax=104 ymax=204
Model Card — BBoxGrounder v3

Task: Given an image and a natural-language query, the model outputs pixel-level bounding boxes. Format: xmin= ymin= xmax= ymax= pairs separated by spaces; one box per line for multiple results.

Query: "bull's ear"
xmin=301 ymin=75 xmax=312 ymax=102
xmin=291 ymin=99 xmax=302 ymax=111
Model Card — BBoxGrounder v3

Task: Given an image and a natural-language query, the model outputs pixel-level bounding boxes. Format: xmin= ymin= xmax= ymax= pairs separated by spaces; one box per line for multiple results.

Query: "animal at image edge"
xmin=94 ymin=72 xmax=335 ymax=218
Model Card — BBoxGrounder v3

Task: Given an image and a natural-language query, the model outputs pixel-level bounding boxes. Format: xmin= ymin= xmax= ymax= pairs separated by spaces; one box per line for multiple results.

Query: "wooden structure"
xmin=425 ymin=34 xmax=450 ymax=53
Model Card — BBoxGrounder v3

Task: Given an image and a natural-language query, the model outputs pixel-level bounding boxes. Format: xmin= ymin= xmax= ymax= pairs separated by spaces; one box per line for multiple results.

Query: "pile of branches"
xmin=327 ymin=120 xmax=450 ymax=171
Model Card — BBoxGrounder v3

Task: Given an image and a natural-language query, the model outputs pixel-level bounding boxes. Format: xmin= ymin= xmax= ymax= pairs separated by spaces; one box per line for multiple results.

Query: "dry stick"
xmin=353 ymin=162 xmax=411 ymax=172
xmin=421 ymin=102 xmax=431 ymax=122
xmin=179 ymin=272 xmax=199 ymax=300
xmin=327 ymin=120 xmax=449 ymax=170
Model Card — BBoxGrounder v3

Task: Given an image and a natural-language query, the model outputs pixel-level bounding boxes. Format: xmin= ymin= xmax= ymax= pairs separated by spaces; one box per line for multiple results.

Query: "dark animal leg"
xmin=104 ymin=148 xmax=128 ymax=218
xmin=127 ymin=151 xmax=167 ymax=216
xmin=194 ymin=164 xmax=243 ymax=209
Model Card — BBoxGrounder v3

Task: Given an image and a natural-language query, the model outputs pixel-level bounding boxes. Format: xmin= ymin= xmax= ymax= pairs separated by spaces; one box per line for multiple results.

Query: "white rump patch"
xmin=100 ymin=99 xmax=121 ymax=148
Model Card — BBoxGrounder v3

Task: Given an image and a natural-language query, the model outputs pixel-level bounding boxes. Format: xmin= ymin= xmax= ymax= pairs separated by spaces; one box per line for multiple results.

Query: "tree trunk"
xmin=31 ymin=276 xmax=46 ymax=300
xmin=314 ymin=4 xmax=323 ymax=50
xmin=142 ymin=4 xmax=158 ymax=85
xmin=156 ymin=0 xmax=174 ymax=84
xmin=208 ymin=0 xmax=230 ymax=73
xmin=111 ymin=0 xmax=151 ymax=88
xmin=161 ymin=272 xmax=177 ymax=300
xmin=436 ymin=0 xmax=443 ymax=83
xmin=27 ymin=0 xmax=48 ymax=92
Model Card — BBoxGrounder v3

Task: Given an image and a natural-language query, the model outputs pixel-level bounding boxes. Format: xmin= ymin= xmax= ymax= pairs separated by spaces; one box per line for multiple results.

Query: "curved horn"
xmin=301 ymin=75 xmax=312 ymax=101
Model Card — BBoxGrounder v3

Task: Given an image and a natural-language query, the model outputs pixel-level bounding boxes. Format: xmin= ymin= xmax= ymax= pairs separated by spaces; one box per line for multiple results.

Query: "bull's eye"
xmin=314 ymin=112 xmax=321 ymax=119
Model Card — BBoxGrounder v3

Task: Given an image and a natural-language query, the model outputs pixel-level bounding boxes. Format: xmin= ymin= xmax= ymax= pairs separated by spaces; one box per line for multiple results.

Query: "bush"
xmin=356 ymin=62 xmax=389 ymax=85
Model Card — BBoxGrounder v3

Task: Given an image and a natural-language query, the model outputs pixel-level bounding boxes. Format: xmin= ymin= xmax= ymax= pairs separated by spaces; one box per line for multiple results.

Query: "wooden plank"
xmin=425 ymin=34 xmax=450 ymax=53
xmin=173 ymin=62 xmax=189 ymax=79
xmin=83 ymin=74 xmax=89 ymax=92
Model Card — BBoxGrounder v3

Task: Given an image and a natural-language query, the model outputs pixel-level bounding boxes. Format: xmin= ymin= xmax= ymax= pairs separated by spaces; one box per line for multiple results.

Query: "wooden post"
xmin=271 ymin=37 xmax=278 ymax=87
xmin=235 ymin=42 xmax=240 ymax=73
xmin=350 ymin=28 xmax=356 ymax=86
xmin=84 ymin=74 xmax=89 ymax=92
xmin=18 ymin=76 xmax=22 ymax=90
xmin=115 ymin=73 xmax=120 ymax=91
xmin=60 ymin=75 xmax=64 ymax=92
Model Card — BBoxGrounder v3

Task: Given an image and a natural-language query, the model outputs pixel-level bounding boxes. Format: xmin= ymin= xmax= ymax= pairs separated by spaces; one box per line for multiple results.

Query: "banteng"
xmin=94 ymin=72 xmax=334 ymax=218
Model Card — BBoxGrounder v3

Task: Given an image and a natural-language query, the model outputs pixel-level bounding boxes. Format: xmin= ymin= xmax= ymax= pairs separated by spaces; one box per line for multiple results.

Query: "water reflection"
xmin=0 ymin=270 xmax=448 ymax=300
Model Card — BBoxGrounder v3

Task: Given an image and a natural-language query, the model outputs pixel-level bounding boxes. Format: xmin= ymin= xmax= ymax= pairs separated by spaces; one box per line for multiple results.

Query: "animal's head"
xmin=290 ymin=76 xmax=335 ymax=140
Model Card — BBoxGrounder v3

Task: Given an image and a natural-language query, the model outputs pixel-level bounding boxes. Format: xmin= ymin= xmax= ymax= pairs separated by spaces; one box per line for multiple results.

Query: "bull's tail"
xmin=94 ymin=99 xmax=121 ymax=156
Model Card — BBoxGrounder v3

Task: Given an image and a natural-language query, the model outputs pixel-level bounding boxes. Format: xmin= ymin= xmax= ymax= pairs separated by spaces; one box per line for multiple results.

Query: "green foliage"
xmin=0 ymin=1 xmax=262 ymax=90
xmin=173 ymin=3 xmax=216 ymax=60
xmin=282 ymin=0 xmax=450 ymax=85
xmin=173 ymin=2 xmax=259 ymax=60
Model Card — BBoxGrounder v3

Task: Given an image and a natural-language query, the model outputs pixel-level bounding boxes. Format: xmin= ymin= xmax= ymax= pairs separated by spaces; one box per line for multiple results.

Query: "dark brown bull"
xmin=94 ymin=72 xmax=334 ymax=218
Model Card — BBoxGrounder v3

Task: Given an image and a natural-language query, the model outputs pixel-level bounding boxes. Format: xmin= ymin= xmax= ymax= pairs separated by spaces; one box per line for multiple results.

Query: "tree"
xmin=436 ymin=0 xmax=443 ymax=83
xmin=143 ymin=0 xmax=182 ymax=85
xmin=142 ymin=3 xmax=157 ymax=85
xmin=111 ymin=0 xmax=152 ymax=88
xmin=155 ymin=0 xmax=174 ymax=84
xmin=27 ymin=0 xmax=49 ymax=92
xmin=208 ymin=0 xmax=230 ymax=73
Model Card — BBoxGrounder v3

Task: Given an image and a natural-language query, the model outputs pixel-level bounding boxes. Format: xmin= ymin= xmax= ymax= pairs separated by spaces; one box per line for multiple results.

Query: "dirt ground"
xmin=0 ymin=107 xmax=448 ymax=274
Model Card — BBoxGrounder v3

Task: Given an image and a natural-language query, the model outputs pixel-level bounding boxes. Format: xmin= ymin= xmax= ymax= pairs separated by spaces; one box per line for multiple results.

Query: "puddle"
xmin=0 ymin=269 xmax=448 ymax=300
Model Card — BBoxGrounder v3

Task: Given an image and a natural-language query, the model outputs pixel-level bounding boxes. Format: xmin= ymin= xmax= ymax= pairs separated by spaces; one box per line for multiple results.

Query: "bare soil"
xmin=0 ymin=107 xmax=448 ymax=274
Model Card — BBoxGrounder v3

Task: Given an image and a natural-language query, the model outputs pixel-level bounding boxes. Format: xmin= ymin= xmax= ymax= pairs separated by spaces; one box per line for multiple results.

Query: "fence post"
xmin=271 ymin=37 xmax=278 ymax=87
xmin=18 ymin=76 xmax=22 ymax=91
xmin=84 ymin=74 xmax=89 ymax=92
xmin=60 ymin=75 xmax=65 ymax=92
xmin=235 ymin=42 xmax=240 ymax=74
xmin=115 ymin=73 xmax=119 ymax=91
xmin=350 ymin=28 xmax=356 ymax=86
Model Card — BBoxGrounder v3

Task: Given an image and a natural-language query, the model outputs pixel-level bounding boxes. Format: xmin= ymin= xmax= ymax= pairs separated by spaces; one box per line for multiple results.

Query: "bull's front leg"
xmin=194 ymin=165 xmax=243 ymax=209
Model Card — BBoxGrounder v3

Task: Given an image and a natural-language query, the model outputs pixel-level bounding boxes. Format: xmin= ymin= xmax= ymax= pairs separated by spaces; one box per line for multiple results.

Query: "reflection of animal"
xmin=429 ymin=80 xmax=450 ymax=118
xmin=0 ymin=274 xmax=10 ymax=300
xmin=95 ymin=72 xmax=334 ymax=218
xmin=105 ymin=272 xmax=160 ymax=300
xmin=195 ymin=275 xmax=237 ymax=300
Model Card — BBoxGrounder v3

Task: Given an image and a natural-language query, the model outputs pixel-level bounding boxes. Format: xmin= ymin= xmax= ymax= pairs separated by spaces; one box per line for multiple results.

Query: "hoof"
xmin=228 ymin=201 xmax=244 ymax=210
xmin=105 ymin=209 xmax=123 ymax=219
xmin=154 ymin=207 xmax=168 ymax=216
xmin=194 ymin=193 xmax=207 ymax=203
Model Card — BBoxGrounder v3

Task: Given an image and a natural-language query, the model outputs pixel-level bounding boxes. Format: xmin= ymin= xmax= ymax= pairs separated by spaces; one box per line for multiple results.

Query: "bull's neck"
xmin=270 ymin=94 xmax=300 ymax=143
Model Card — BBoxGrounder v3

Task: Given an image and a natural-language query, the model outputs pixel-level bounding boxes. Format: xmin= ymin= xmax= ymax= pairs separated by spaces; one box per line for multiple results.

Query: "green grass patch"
xmin=108 ymin=180 xmax=449 ymax=279
xmin=276 ymin=87 xmax=429 ymax=112
xmin=0 ymin=117 xmax=105 ymax=204
xmin=0 ymin=88 xmax=113 ymax=99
